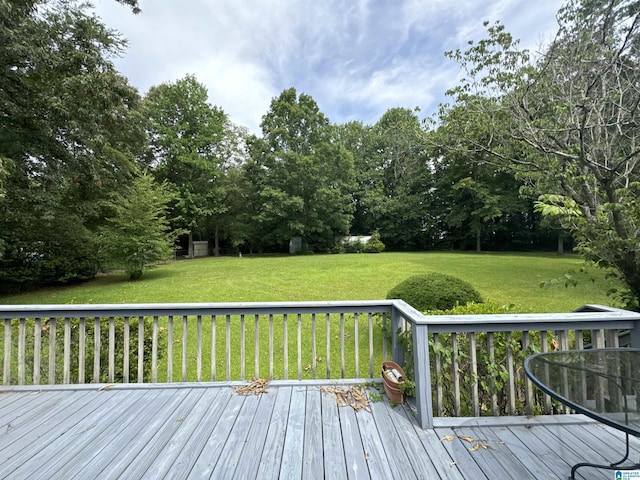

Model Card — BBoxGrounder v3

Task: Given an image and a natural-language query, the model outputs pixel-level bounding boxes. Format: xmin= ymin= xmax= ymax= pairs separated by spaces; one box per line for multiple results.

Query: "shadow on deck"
xmin=0 ymin=381 xmax=637 ymax=479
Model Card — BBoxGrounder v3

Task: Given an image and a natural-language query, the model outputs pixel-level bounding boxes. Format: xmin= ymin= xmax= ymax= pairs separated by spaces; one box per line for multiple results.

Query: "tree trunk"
xmin=214 ymin=226 xmax=220 ymax=257
xmin=188 ymin=231 xmax=194 ymax=258
xmin=557 ymin=234 xmax=564 ymax=256
xmin=475 ymin=226 xmax=481 ymax=253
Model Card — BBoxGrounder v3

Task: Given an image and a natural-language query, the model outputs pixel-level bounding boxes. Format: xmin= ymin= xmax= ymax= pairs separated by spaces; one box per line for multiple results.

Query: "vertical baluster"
xmin=368 ymin=313 xmax=373 ymax=378
xmin=78 ymin=317 xmax=86 ymax=384
xmin=63 ymin=317 xmax=72 ymax=384
xmin=196 ymin=315 xmax=202 ymax=382
xmin=268 ymin=314 xmax=274 ymax=379
xmin=311 ymin=314 xmax=317 ymax=380
xmin=18 ymin=318 xmax=26 ymax=385
xmin=182 ymin=315 xmax=188 ymax=382
xmin=211 ymin=315 xmax=217 ymax=382
xmin=108 ymin=317 xmax=115 ymax=383
xmin=574 ymin=330 xmax=587 ymax=406
xmin=240 ymin=314 xmax=245 ymax=381
xmin=93 ymin=317 xmax=101 ymax=384
xmin=488 ymin=332 xmax=498 ymax=416
xmin=506 ymin=332 xmax=516 ymax=415
xmin=3 ymin=319 xmax=10 ymax=385
xmin=283 ymin=314 xmax=288 ymax=380
xmin=452 ymin=333 xmax=460 ymax=416
xmin=138 ymin=316 xmax=144 ymax=383
xmin=354 ymin=313 xmax=359 ymax=378
xmin=382 ymin=313 xmax=388 ymax=361
xmin=594 ymin=329 xmax=605 ymax=348
xmin=540 ymin=330 xmax=552 ymax=414
xmin=225 ymin=315 xmax=231 ymax=381
xmin=152 ymin=316 xmax=159 ymax=383
xmin=605 ymin=328 xmax=619 ymax=348
xmin=297 ymin=314 xmax=302 ymax=380
xmin=33 ymin=318 xmax=42 ymax=385
xmin=340 ymin=313 xmax=345 ymax=379
xmin=522 ymin=331 xmax=534 ymax=415
xmin=123 ymin=317 xmax=130 ymax=384
xmin=469 ymin=332 xmax=479 ymax=416
xmin=434 ymin=333 xmax=443 ymax=416
xmin=48 ymin=318 xmax=57 ymax=385
xmin=325 ymin=313 xmax=331 ymax=379
xmin=254 ymin=314 xmax=260 ymax=379
xmin=167 ymin=315 xmax=173 ymax=383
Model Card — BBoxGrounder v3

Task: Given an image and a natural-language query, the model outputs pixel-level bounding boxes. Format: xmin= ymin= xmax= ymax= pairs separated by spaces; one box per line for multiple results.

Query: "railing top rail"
xmin=0 ymin=300 xmax=395 ymax=319
xmin=391 ymin=302 xmax=640 ymax=333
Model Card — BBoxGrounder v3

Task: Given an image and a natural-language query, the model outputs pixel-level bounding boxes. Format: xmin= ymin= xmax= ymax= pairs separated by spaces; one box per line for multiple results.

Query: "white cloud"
xmin=93 ymin=0 xmax=564 ymax=133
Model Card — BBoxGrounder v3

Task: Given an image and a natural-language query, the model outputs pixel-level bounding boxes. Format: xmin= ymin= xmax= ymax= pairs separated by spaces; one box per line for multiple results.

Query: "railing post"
xmin=391 ymin=306 xmax=404 ymax=366
xmin=412 ymin=322 xmax=433 ymax=429
xmin=630 ymin=318 xmax=640 ymax=349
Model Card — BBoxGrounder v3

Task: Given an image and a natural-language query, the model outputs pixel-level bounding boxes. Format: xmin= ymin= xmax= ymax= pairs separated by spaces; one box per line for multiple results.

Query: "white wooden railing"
xmin=2 ymin=301 xmax=639 ymax=430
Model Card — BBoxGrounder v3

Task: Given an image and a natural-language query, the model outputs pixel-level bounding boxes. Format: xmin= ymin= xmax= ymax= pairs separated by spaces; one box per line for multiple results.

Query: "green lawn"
xmin=0 ymin=251 xmax=621 ymax=312
xmin=0 ymin=252 xmax=623 ymax=384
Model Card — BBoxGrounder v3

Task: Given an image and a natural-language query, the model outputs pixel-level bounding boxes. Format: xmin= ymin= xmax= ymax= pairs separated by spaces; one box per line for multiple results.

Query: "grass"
xmin=0 ymin=251 xmax=622 ymax=311
xmin=0 ymin=252 xmax=622 ymax=384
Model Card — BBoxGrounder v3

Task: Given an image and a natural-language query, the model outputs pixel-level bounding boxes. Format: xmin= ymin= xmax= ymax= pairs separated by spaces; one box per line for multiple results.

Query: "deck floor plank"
xmin=301 ymin=388 xmax=324 ymax=480
xmin=338 ymin=399 xmax=371 ymax=480
xmin=255 ymin=386 xmax=292 ymax=480
xmin=230 ymin=387 xmax=278 ymax=480
xmin=319 ymin=389 xmax=348 ymax=480
xmin=211 ymin=393 xmax=261 ymax=479
xmin=0 ymin=383 xmax=634 ymax=480
xmin=188 ymin=392 xmax=246 ymax=479
xmin=278 ymin=386 xmax=307 ymax=479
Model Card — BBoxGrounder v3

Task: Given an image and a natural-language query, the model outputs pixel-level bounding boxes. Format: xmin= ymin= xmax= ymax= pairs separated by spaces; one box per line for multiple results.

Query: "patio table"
xmin=525 ymin=348 xmax=640 ymax=479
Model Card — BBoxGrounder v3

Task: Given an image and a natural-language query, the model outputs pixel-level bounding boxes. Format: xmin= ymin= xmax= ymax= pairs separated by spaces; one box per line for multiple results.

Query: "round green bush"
xmin=387 ymin=273 xmax=484 ymax=312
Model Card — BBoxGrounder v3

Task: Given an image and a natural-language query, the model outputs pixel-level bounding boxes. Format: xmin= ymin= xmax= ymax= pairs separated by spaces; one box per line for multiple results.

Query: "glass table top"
xmin=525 ymin=348 xmax=640 ymax=436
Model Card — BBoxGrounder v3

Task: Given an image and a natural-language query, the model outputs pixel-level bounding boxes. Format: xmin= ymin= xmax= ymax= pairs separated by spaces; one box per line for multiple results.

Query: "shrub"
xmin=363 ymin=231 xmax=385 ymax=253
xmin=343 ymin=239 xmax=364 ymax=253
xmin=386 ymin=273 xmax=483 ymax=312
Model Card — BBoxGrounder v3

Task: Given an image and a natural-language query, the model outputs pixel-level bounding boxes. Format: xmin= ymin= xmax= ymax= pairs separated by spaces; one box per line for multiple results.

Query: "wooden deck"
xmin=1 ymin=382 xmax=638 ymax=479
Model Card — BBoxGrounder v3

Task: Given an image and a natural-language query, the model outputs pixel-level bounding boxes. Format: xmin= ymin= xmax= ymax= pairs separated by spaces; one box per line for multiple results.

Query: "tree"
xmin=372 ymin=108 xmax=434 ymax=250
xmin=143 ymin=75 xmax=231 ymax=257
xmin=244 ymin=88 xmax=355 ymax=252
xmin=444 ymin=1 xmax=640 ymax=306
xmin=98 ymin=174 xmax=177 ymax=280
xmin=0 ymin=0 xmax=145 ymax=291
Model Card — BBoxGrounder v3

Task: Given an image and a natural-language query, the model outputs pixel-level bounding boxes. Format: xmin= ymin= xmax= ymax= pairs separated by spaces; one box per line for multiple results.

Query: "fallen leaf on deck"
xmin=440 ymin=435 xmax=455 ymax=442
xmin=98 ymin=383 xmax=115 ymax=391
xmin=457 ymin=435 xmax=474 ymax=443
xmin=233 ymin=377 xmax=270 ymax=396
xmin=318 ymin=386 xmax=371 ymax=413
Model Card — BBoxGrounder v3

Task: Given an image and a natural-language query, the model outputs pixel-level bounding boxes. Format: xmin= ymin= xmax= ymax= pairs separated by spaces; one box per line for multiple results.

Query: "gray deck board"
xmin=0 ymin=382 xmax=635 ymax=480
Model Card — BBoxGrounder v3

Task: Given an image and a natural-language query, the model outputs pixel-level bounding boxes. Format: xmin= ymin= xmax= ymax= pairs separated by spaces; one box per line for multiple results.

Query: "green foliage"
xmin=363 ymin=231 xmax=385 ymax=253
xmin=242 ymin=88 xmax=355 ymax=252
xmin=98 ymin=174 xmax=178 ymax=280
xmin=343 ymin=239 xmax=364 ymax=253
xmin=387 ymin=273 xmax=483 ymax=312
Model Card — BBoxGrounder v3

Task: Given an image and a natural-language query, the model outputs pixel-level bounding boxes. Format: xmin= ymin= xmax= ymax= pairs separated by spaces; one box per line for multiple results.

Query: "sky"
xmin=93 ymin=0 xmax=564 ymax=134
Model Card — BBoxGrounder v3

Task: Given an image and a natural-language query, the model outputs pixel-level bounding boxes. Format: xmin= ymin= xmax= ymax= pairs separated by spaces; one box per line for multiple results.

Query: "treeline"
xmin=2 ymin=0 xmax=639 ymax=308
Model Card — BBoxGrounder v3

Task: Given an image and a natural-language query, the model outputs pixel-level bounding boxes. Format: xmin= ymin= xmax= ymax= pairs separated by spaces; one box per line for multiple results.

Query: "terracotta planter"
xmin=381 ymin=361 xmax=405 ymax=404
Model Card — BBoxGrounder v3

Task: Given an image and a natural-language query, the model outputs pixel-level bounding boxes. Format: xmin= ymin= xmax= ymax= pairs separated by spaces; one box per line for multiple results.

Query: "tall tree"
xmin=143 ymin=75 xmax=230 ymax=257
xmin=244 ymin=88 xmax=355 ymax=252
xmin=373 ymin=108 xmax=434 ymax=250
xmin=445 ymin=0 xmax=640 ymax=306
xmin=0 ymin=0 xmax=145 ymax=291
